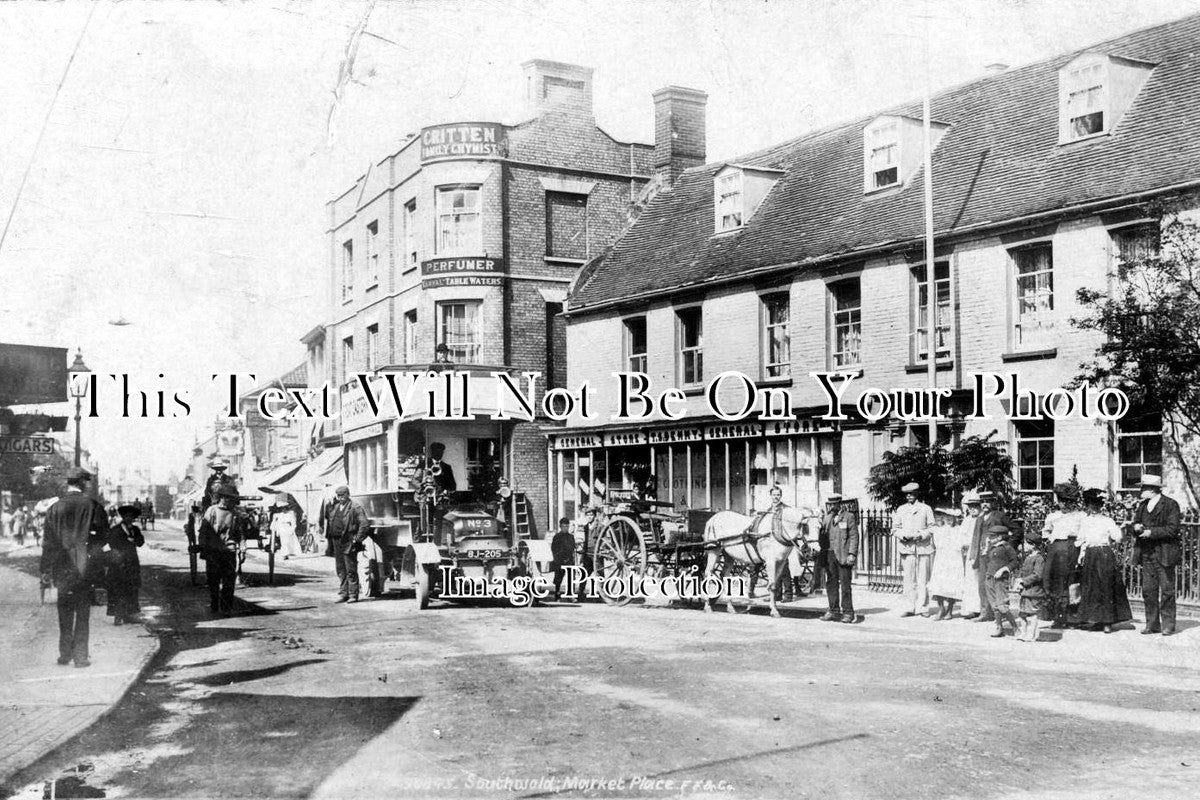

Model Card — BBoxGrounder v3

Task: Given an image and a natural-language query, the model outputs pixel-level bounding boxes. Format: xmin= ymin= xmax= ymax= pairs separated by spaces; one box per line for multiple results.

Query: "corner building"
xmin=318 ymin=60 xmax=705 ymax=533
xmin=556 ymin=15 xmax=1200 ymax=518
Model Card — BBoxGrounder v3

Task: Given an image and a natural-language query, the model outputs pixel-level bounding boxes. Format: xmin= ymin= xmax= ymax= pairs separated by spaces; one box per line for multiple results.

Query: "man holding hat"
xmin=324 ymin=486 xmax=369 ymax=603
xmin=1129 ymin=474 xmax=1182 ymax=635
xmin=818 ymin=493 xmax=859 ymax=623
xmin=966 ymin=489 xmax=1015 ymax=623
xmin=40 ymin=467 xmax=110 ymax=667
xmin=892 ymin=482 xmax=935 ymax=617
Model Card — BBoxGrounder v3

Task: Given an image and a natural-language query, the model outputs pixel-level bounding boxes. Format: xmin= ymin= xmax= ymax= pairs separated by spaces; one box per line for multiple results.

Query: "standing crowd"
xmin=884 ymin=473 xmax=1181 ymax=639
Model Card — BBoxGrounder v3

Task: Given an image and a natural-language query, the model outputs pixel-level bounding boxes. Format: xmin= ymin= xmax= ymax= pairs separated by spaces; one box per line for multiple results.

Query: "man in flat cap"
xmin=892 ymin=482 xmax=935 ymax=617
xmin=40 ymin=467 xmax=109 ymax=667
xmin=1129 ymin=474 xmax=1182 ymax=635
xmin=818 ymin=493 xmax=859 ymax=623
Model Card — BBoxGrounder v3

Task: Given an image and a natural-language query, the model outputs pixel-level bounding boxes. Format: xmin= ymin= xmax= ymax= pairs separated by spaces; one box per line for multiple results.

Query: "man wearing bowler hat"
xmin=1129 ymin=474 xmax=1182 ymax=635
xmin=40 ymin=467 xmax=110 ymax=667
xmin=892 ymin=482 xmax=935 ymax=616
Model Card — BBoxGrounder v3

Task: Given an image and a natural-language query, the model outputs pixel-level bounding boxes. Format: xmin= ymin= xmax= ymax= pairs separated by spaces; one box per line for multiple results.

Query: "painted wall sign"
xmin=420 ymin=122 xmax=506 ymax=161
xmin=421 ymin=257 xmax=505 ymax=275
xmin=0 ymin=436 xmax=57 ymax=455
xmin=422 ymin=275 xmax=504 ymax=289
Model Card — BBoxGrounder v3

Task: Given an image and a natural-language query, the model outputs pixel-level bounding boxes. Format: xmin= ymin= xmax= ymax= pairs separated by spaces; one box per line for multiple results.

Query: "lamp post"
xmin=67 ymin=349 xmax=91 ymax=467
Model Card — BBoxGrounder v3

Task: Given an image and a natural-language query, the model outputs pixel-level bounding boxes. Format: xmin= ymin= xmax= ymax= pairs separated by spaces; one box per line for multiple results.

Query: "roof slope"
xmin=571 ymin=13 xmax=1200 ymax=311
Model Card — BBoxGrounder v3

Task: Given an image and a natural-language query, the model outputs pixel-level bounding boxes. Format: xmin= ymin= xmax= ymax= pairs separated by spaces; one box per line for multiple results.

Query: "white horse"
xmin=702 ymin=507 xmax=816 ymax=617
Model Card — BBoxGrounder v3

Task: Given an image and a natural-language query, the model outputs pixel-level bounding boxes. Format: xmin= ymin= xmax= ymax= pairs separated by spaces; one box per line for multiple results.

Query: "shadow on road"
xmin=2 ymin=545 xmax=415 ymax=799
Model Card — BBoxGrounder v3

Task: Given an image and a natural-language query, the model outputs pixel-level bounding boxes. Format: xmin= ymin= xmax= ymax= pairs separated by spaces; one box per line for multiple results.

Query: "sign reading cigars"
xmin=420 ymin=122 xmax=505 ymax=162
xmin=421 ymin=256 xmax=506 ymax=289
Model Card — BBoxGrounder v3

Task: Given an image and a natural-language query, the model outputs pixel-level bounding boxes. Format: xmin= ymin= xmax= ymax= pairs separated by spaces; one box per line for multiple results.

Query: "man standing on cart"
xmin=201 ymin=457 xmax=239 ymax=511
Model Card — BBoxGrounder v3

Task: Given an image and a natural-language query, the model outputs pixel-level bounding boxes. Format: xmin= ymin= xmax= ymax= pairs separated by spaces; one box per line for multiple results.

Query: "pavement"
xmin=0 ymin=537 xmax=160 ymax=790
xmin=2 ymin=523 xmax=1199 ymax=799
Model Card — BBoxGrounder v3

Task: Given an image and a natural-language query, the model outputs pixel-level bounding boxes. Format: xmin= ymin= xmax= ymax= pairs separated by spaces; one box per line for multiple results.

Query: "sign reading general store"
xmin=0 ymin=343 xmax=67 ymax=405
xmin=420 ymin=122 xmax=506 ymax=161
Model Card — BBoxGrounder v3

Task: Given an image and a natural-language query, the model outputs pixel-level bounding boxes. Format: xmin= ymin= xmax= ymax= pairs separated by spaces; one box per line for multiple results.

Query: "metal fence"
xmin=856 ymin=508 xmax=1200 ymax=606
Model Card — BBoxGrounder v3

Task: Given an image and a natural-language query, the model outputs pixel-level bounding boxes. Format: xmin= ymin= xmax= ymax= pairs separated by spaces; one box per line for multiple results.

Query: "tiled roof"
xmin=570 ymin=13 xmax=1200 ymax=313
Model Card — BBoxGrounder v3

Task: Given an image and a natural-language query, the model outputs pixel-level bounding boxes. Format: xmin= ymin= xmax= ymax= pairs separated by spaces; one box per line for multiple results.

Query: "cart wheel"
xmin=416 ymin=565 xmax=434 ymax=610
xmin=593 ymin=516 xmax=647 ymax=606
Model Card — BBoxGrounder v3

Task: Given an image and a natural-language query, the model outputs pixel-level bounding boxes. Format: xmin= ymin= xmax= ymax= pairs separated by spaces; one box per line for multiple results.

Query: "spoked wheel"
xmin=593 ymin=516 xmax=647 ymax=606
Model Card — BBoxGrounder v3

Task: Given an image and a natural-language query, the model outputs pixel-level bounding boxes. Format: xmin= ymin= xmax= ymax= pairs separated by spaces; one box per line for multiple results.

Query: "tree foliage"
xmin=866 ymin=432 xmax=1013 ymax=510
xmin=1070 ymin=199 xmax=1200 ymax=505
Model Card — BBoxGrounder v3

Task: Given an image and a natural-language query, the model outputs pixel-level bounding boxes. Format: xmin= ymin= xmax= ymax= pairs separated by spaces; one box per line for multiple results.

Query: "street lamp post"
xmin=67 ymin=349 xmax=91 ymax=468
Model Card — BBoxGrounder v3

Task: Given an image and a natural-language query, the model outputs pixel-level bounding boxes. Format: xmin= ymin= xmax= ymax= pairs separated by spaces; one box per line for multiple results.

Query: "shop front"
xmin=547 ymin=416 xmax=842 ymax=521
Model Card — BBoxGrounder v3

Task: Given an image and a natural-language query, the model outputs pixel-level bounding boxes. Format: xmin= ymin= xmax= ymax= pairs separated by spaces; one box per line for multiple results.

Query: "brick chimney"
xmin=653 ymin=86 xmax=707 ymax=186
xmin=522 ymin=60 xmax=594 ymax=119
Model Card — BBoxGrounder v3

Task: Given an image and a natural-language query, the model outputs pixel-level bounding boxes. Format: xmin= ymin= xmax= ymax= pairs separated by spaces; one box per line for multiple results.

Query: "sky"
xmin=1 ymin=0 xmax=1196 ymax=484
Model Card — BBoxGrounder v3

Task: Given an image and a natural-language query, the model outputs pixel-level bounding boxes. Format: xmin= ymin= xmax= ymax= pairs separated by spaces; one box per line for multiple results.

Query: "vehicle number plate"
xmin=468 ymin=548 xmax=505 ymax=560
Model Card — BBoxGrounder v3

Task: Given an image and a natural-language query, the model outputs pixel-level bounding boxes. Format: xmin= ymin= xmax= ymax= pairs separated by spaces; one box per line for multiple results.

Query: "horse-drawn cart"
xmin=584 ymin=492 xmax=818 ymax=614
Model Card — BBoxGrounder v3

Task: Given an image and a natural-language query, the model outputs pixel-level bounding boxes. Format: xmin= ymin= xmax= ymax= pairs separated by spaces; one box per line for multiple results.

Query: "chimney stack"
xmin=653 ymin=86 xmax=707 ymax=187
xmin=521 ymin=59 xmax=594 ymax=119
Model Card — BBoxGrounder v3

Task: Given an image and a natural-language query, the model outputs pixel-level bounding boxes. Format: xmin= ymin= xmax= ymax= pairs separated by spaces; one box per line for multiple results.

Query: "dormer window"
xmin=715 ymin=171 xmax=744 ymax=232
xmin=865 ymin=119 xmax=900 ymax=190
xmin=862 ymin=115 xmax=948 ymax=195
xmin=713 ymin=164 xmax=784 ymax=235
xmin=1057 ymin=52 xmax=1155 ymax=144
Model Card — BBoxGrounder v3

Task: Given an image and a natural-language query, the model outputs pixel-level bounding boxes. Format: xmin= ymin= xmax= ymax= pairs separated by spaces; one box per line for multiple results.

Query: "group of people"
xmin=889 ymin=474 xmax=1182 ymax=639
xmin=38 ymin=467 xmax=146 ymax=667
xmin=1 ymin=503 xmax=43 ymax=545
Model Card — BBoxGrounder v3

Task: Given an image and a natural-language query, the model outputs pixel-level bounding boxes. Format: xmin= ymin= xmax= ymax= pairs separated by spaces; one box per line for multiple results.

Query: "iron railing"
xmin=856 ymin=508 xmax=1200 ymax=605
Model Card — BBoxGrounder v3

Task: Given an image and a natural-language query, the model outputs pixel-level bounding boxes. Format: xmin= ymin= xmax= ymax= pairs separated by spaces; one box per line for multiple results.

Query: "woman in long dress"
xmin=1076 ymin=488 xmax=1132 ymax=633
xmin=927 ymin=509 xmax=968 ymax=619
xmin=270 ymin=499 xmax=302 ymax=559
xmin=107 ymin=504 xmax=145 ymax=624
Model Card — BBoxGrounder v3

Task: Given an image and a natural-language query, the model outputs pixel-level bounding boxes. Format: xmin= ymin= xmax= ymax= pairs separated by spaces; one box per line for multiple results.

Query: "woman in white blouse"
xmin=1076 ymin=488 xmax=1133 ymax=633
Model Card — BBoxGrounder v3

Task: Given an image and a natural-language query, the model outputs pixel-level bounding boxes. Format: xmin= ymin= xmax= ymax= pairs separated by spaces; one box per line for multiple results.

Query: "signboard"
xmin=0 ymin=435 xmax=57 ymax=455
xmin=423 ymin=275 xmax=504 ymax=289
xmin=420 ymin=122 xmax=506 ymax=162
xmin=343 ymin=422 xmax=384 ymax=444
xmin=421 ymin=257 xmax=504 ymax=276
xmin=0 ymin=343 xmax=68 ymax=405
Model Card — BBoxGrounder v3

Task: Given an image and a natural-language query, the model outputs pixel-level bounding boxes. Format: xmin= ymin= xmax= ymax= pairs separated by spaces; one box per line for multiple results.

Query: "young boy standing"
xmin=1014 ymin=529 xmax=1047 ymax=642
xmin=984 ymin=523 xmax=1020 ymax=638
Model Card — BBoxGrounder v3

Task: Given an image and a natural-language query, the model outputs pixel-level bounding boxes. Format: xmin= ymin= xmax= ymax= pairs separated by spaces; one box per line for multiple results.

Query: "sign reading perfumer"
xmin=420 ymin=122 xmax=505 ymax=161
xmin=421 ymin=257 xmax=506 ymax=289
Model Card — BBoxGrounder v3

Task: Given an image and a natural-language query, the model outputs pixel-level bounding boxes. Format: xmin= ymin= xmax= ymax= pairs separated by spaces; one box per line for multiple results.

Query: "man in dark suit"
xmin=966 ymin=490 xmax=1015 ymax=623
xmin=426 ymin=442 xmax=457 ymax=493
xmin=818 ymin=494 xmax=859 ymax=624
xmin=325 ymin=486 xmax=369 ymax=603
xmin=1129 ymin=474 xmax=1182 ymax=636
xmin=40 ymin=467 xmax=110 ymax=667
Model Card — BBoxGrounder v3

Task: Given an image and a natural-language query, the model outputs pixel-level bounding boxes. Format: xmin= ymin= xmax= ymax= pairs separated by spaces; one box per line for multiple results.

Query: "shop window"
xmin=545 ymin=191 xmax=587 ymax=260
xmin=436 ymin=186 xmax=482 ymax=254
xmin=1117 ymin=411 xmax=1163 ymax=490
xmin=676 ymin=306 xmax=703 ymax=387
xmin=829 ymin=279 xmax=861 ymax=368
xmin=1015 ymin=418 xmax=1055 ymax=492
xmin=761 ymin=292 xmax=790 ymax=378
xmin=911 ymin=260 xmax=952 ymax=363
xmin=728 ymin=443 xmax=747 ymax=514
xmin=437 ymin=301 xmax=481 ymax=363
xmin=1012 ymin=243 xmax=1054 ymax=349
xmin=624 ymin=316 xmax=647 ymax=373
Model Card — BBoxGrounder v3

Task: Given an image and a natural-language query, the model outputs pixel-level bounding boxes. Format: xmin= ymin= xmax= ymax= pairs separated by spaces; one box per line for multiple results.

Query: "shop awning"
xmin=246 ymin=460 xmax=307 ymax=493
xmin=273 ymin=447 xmax=345 ymax=496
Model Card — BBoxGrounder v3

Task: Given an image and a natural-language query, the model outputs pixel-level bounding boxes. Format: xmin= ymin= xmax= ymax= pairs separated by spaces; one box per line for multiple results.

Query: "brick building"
xmin=555 ymin=15 xmax=1200 ymax=519
xmin=312 ymin=60 xmax=704 ymax=532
